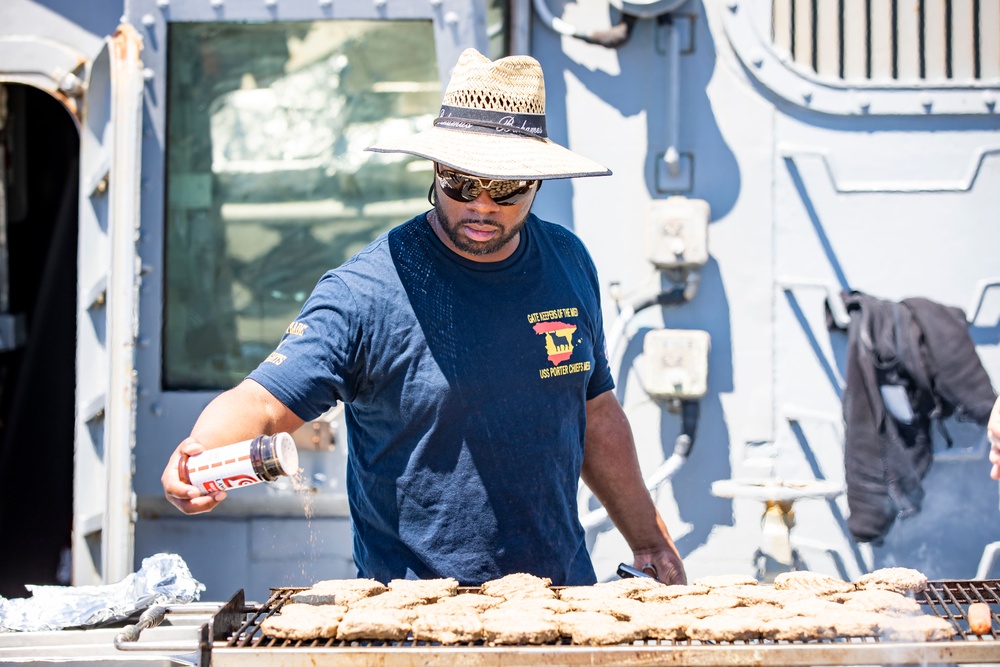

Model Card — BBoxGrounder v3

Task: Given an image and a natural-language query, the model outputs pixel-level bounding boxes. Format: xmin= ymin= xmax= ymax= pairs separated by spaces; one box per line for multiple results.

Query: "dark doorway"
xmin=0 ymin=84 xmax=79 ymax=598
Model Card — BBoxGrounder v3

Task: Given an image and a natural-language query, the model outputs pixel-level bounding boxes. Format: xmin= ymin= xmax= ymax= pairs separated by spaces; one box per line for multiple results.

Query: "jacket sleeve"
xmin=904 ymin=297 xmax=997 ymax=425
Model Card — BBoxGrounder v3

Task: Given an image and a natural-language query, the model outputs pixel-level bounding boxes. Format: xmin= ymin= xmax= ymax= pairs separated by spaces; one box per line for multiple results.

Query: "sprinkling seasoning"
xmin=186 ymin=433 xmax=299 ymax=494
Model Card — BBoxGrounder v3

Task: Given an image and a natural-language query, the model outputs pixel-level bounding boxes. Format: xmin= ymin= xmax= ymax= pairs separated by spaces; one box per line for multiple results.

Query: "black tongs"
xmin=617 ymin=562 xmax=656 ymax=579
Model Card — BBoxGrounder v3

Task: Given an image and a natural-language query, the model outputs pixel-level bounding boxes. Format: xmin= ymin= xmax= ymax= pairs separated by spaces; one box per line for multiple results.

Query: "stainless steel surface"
xmin=0 ymin=623 xmax=201 ymax=665
xmin=0 ymin=601 xmax=220 ymax=665
xmin=209 ymin=643 xmax=1000 ymax=667
xmin=204 ymin=581 xmax=1000 ymax=667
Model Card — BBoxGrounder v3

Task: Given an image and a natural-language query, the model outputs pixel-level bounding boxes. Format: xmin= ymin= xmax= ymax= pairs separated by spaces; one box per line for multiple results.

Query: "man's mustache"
xmin=459 ymin=219 xmax=501 ymax=229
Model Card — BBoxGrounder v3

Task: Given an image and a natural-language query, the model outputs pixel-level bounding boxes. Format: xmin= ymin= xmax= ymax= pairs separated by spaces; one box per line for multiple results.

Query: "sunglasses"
xmin=436 ymin=166 xmax=538 ymax=206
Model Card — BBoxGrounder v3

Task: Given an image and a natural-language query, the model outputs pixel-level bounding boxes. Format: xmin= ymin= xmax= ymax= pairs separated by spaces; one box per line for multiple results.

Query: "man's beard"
xmin=434 ymin=204 xmax=529 ymax=257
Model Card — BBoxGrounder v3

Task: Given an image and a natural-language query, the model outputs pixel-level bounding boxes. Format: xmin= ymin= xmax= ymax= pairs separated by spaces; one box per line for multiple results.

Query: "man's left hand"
xmin=633 ymin=547 xmax=686 ymax=585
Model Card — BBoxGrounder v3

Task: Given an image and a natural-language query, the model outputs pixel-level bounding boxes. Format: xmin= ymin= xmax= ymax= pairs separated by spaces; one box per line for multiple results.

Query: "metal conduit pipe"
xmin=662 ymin=14 xmax=682 ymax=178
xmin=530 ymin=0 xmax=637 ymax=48
xmin=529 ymin=1 xmax=686 ymax=176
xmin=584 ymin=287 xmax=701 ymax=533
xmin=606 ymin=285 xmax=691 ymax=363
xmin=530 ymin=0 xmax=580 ymax=37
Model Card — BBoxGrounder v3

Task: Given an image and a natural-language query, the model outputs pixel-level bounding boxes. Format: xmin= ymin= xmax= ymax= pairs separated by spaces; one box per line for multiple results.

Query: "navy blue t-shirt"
xmin=249 ymin=213 xmax=614 ymax=585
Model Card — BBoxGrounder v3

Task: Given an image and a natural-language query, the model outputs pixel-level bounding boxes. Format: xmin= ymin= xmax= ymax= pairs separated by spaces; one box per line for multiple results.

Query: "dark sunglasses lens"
xmin=446 ymin=175 xmax=480 ymax=202
xmin=487 ymin=180 xmax=533 ymax=205
xmin=439 ymin=171 xmax=534 ymax=205
xmin=438 ymin=173 xmax=473 ymax=202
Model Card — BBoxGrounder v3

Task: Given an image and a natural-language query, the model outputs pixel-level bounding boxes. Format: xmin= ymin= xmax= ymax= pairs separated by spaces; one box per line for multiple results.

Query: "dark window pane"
xmin=164 ymin=20 xmax=438 ymax=389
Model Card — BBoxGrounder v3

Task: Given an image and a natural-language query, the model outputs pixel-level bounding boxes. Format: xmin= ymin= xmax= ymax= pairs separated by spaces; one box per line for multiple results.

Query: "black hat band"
xmin=434 ymin=105 xmax=547 ymax=142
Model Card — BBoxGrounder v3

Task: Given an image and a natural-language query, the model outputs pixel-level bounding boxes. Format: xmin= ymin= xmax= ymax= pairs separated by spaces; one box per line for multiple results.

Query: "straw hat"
xmin=366 ymin=48 xmax=611 ymax=181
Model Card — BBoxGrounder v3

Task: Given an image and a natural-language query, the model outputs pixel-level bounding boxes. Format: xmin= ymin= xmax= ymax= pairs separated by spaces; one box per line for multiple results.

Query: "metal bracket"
xmin=968 ymin=276 xmax=1000 ymax=325
xmin=776 ymin=276 xmax=850 ymax=330
xmin=976 ymin=541 xmax=1000 ymax=579
xmin=780 ymin=143 xmax=1000 ymax=194
xmin=655 ymin=150 xmax=693 ymax=192
xmin=655 ymin=13 xmax=694 ymax=54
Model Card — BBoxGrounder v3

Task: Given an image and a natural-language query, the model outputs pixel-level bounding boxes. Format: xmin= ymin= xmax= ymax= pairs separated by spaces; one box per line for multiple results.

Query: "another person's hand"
xmin=161 ymin=437 xmax=227 ymax=514
xmin=989 ymin=396 xmax=1000 ymax=480
xmin=633 ymin=546 xmax=686 ymax=585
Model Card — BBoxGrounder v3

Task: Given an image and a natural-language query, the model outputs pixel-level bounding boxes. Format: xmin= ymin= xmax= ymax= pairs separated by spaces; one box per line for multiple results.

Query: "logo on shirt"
xmin=286 ymin=321 xmax=308 ymax=336
xmin=527 ymin=307 xmax=591 ymax=379
xmin=533 ymin=321 xmax=577 ymax=365
xmin=264 ymin=352 xmax=287 ymax=366
xmin=265 ymin=320 xmax=308 ymax=364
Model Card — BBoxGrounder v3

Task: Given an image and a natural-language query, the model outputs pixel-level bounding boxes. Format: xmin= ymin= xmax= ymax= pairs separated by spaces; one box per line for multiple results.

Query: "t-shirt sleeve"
xmin=247 ymin=272 xmax=361 ymax=421
xmin=587 ymin=326 xmax=614 ymax=400
xmin=581 ymin=246 xmax=615 ymax=401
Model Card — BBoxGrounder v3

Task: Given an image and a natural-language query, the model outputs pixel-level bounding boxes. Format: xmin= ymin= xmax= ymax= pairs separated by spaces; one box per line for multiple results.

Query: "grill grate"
xmin=220 ymin=581 xmax=1000 ymax=651
xmin=919 ymin=579 xmax=1000 ymax=640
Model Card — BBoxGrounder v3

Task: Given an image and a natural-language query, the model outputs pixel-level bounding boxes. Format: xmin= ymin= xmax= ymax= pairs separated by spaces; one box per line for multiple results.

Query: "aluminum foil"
xmin=0 ymin=552 xmax=205 ymax=632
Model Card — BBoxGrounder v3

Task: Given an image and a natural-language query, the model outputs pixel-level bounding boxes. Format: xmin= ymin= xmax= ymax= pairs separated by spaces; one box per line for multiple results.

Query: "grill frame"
xmin=203 ymin=581 xmax=1000 ymax=667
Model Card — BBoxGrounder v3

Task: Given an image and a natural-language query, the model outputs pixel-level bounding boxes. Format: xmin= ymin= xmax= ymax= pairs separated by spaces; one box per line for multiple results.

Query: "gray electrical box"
xmin=642 ymin=329 xmax=711 ymax=400
xmin=644 ymin=196 xmax=710 ymax=270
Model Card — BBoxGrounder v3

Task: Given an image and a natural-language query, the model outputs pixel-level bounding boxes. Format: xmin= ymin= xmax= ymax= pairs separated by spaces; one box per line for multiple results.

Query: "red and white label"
xmin=187 ymin=440 xmax=260 ymax=493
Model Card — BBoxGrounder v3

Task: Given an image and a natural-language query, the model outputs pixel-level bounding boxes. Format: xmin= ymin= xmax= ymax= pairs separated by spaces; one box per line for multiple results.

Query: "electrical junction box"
xmin=642 ymin=329 xmax=711 ymax=400
xmin=644 ymin=196 xmax=710 ymax=270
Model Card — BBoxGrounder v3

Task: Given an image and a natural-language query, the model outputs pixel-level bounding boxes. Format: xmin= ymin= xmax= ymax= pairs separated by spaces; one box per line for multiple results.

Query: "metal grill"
xmin=203 ymin=582 xmax=1000 ymax=667
xmin=920 ymin=579 xmax=1000 ymax=639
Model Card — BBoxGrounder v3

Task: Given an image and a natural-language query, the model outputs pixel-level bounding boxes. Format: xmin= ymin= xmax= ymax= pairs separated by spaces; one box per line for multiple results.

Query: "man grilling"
xmin=161 ymin=48 xmax=686 ymax=587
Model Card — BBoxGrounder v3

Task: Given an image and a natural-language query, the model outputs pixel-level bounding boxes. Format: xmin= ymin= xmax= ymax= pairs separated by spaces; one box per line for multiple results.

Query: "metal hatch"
xmin=124 ymin=0 xmax=499 ymax=601
xmin=73 ymin=23 xmax=145 ymax=587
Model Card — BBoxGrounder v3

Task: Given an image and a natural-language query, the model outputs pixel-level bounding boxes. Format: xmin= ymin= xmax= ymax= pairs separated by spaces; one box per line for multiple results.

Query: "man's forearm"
xmin=582 ymin=391 xmax=686 ymax=583
xmin=581 ymin=391 xmax=673 ymax=552
xmin=190 ymin=379 xmax=304 ymax=449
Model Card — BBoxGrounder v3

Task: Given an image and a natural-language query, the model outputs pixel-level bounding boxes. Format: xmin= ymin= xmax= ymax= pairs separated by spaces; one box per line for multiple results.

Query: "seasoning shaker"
xmin=186 ymin=432 xmax=299 ymax=494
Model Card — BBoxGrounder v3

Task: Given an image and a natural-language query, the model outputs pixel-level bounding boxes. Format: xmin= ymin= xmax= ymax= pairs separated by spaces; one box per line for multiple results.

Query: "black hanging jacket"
xmin=841 ymin=291 xmax=996 ymax=545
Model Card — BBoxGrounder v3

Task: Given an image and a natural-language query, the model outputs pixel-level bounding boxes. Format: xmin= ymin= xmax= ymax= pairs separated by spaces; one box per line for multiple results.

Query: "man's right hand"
xmin=162 ymin=437 xmax=227 ymax=514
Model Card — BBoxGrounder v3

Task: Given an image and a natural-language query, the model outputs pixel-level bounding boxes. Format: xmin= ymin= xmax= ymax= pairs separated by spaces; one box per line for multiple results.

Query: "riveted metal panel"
xmin=722 ymin=0 xmax=1000 ymax=115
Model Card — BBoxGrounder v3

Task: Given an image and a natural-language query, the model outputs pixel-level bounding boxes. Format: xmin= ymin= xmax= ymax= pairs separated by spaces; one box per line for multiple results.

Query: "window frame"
xmin=129 ymin=0 xmax=491 ymax=510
